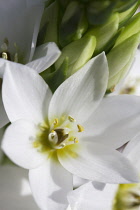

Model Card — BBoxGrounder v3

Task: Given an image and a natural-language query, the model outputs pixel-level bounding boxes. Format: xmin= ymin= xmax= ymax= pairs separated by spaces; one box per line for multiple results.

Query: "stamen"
xmin=77 ymin=124 xmax=84 ymax=132
xmin=74 ymin=137 xmax=79 ymax=143
xmin=14 ymin=52 xmax=18 ymax=63
xmin=68 ymin=116 xmax=76 ymax=122
xmin=1 ymin=52 xmax=8 ymax=60
xmin=53 ymin=118 xmax=58 ymax=125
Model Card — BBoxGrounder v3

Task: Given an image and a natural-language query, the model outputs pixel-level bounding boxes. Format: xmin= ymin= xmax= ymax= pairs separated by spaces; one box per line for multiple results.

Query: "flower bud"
xmin=119 ymin=1 xmax=139 ymax=27
xmin=115 ymin=12 xmax=140 ymax=47
xmin=86 ymin=13 xmax=119 ymax=55
xmin=55 ymin=34 xmax=96 ymax=76
xmin=107 ymin=32 xmax=140 ymax=91
xmin=59 ymin=1 xmax=88 ymax=47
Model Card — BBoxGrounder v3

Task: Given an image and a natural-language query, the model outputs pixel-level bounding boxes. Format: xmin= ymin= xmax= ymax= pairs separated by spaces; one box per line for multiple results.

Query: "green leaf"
xmin=59 ymin=1 xmax=88 ymax=47
xmin=55 ymin=34 xmax=96 ymax=76
xmin=40 ymin=58 xmax=68 ymax=92
xmin=107 ymin=32 xmax=140 ymax=90
xmin=87 ymin=13 xmax=119 ymax=55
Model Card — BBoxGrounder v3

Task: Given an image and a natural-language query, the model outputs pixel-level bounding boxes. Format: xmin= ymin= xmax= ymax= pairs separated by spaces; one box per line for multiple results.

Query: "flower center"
xmin=0 ymin=38 xmax=18 ymax=62
xmin=33 ymin=115 xmax=84 ymax=153
xmin=113 ymin=184 xmax=140 ymax=209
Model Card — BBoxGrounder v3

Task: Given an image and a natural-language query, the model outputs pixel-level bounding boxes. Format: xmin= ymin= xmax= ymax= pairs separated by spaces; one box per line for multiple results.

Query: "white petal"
xmin=2 ymin=61 xmax=52 ymax=123
xmin=123 ymin=133 xmax=140 ymax=172
xmin=29 ymin=156 xmax=73 ymax=210
xmin=73 ymin=175 xmax=89 ymax=189
xmin=27 ymin=4 xmax=44 ymax=62
xmin=73 ymin=175 xmax=105 ymax=190
xmin=2 ymin=120 xmax=46 ymax=169
xmin=68 ymin=182 xmax=118 ymax=210
xmin=83 ymin=95 xmax=140 ymax=149
xmin=57 ymin=141 xmax=139 ymax=183
xmin=0 ymin=165 xmax=39 ymax=210
xmin=27 ymin=42 xmax=61 ymax=73
xmin=49 ymin=53 xmax=108 ymax=123
xmin=0 ymin=89 xmax=9 ymax=128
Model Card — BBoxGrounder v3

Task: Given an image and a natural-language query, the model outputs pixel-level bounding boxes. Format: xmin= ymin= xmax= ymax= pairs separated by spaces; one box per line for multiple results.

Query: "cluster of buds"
xmin=38 ymin=0 xmax=140 ymax=92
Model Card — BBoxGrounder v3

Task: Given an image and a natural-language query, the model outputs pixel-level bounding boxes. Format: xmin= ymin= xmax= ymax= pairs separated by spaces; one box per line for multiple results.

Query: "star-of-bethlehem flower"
xmin=0 ymin=0 xmax=61 ymax=129
xmin=68 ymin=133 xmax=140 ymax=210
xmin=0 ymin=0 xmax=43 ymax=64
xmin=2 ymin=53 xmax=140 ymax=210
xmin=0 ymin=0 xmax=61 ymax=75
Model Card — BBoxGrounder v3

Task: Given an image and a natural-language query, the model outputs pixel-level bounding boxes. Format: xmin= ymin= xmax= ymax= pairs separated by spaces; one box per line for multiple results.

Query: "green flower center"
xmin=33 ymin=115 xmax=84 ymax=154
xmin=113 ymin=183 xmax=140 ymax=210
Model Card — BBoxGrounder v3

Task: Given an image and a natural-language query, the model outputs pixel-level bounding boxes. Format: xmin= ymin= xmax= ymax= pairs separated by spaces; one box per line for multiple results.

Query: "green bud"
xmin=115 ymin=0 xmax=138 ymax=13
xmin=115 ymin=12 xmax=140 ymax=47
xmin=86 ymin=1 xmax=116 ymax=25
xmin=59 ymin=1 xmax=88 ymax=47
xmin=107 ymin=32 xmax=140 ymax=90
xmin=37 ymin=1 xmax=59 ymax=46
xmin=118 ymin=1 xmax=139 ymax=28
xmin=55 ymin=35 xmax=96 ymax=77
xmin=86 ymin=13 xmax=119 ymax=55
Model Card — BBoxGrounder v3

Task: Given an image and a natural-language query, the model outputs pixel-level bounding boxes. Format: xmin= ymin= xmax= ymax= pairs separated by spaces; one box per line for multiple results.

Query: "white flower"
xmin=1 ymin=53 xmax=140 ymax=210
xmin=68 ymin=133 xmax=140 ymax=210
xmin=0 ymin=41 xmax=61 ymax=129
xmin=0 ymin=0 xmax=61 ymax=129
xmin=0 ymin=0 xmax=43 ymax=64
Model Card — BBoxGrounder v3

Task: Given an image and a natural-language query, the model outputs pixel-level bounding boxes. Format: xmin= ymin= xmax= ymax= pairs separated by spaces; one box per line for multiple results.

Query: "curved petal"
xmin=48 ymin=52 xmax=108 ymax=123
xmin=123 ymin=133 xmax=140 ymax=172
xmin=57 ymin=141 xmax=139 ymax=183
xmin=27 ymin=42 xmax=61 ymax=73
xmin=29 ymin=155 xmax=73 ymax=210
xmin=2 ymin=120 xmax=46 ymax=169
xmin=73 ymin=176 xmax=89 ymax=189
xmin=27 ymin=5 xmax=44 ymax=62
xmin=68 ymin=182 xmax=118 ymax=210
xmin=0 ymin=90 xmax=9 ymax=128
xmin=83 ymin=95 xmax=140 ymax=149
xmin=2 ymin=61 xmax=52 ymax=123
xmin=0 ymin=165 xmax=39 ymax=210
